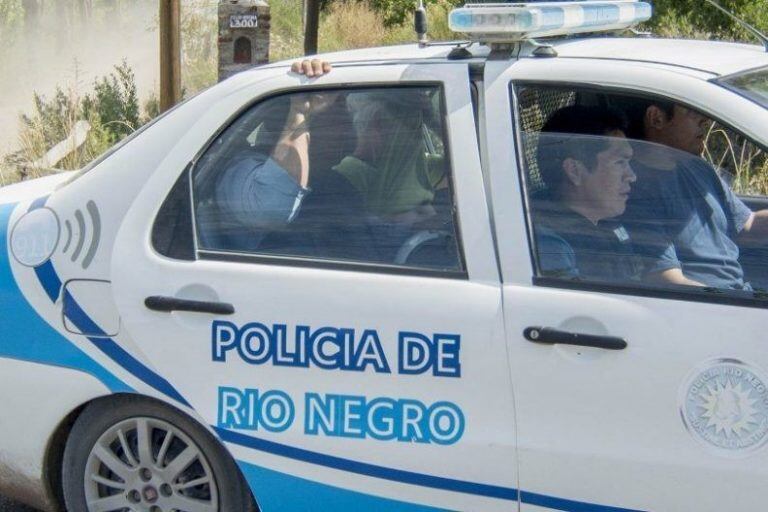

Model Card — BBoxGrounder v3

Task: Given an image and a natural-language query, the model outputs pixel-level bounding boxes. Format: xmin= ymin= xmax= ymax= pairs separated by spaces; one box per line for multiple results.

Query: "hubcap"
xmin=143 ymin=485 xmax=159 ymax=503
xmin=83 ymin=417 xmax=219 ymax=511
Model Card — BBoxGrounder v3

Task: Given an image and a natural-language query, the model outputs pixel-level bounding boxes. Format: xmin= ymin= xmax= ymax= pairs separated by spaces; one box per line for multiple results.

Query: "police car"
xmin=3 ymin=1 xmax=768 ymax=511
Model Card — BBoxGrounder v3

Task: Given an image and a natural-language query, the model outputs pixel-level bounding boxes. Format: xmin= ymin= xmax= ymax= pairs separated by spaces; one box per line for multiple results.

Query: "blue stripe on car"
xmin=62 ymin=289 xmax=190 ymax=406
xmin=9 ymin=197 xmax=646 ymax=512
xmin=220 ymin=428 xmax=647 ymax=511
xmin=34 ymin=260 xmax=63 ymax=302
xmin=0 ymin=203 xmax=131 ymax=392
xmin=238 ymin=459 xmax=451 ymax=512
xmin=237 ymin=457 xmax=648 ymax=512
xmin=24 ymin=195 xmax=192 ymax=406
xmin=218 ymin=427 xmax=518 ymax=501
xmin=521 ymin=491 xmax=646 ymax=512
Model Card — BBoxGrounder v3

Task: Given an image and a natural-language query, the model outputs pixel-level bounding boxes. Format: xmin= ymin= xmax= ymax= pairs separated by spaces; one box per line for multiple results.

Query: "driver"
xmin=624 ymin=99 xmax=768 ymax=290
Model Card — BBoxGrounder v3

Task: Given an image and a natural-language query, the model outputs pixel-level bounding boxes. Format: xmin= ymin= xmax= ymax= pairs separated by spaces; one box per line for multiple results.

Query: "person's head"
xmin=346 ymin=90 xmax=428 ymax=165
xmin=538 ymin=105 xmax=636 ymax=222
xmin=628 ymin=98 xmax=710 ymax=155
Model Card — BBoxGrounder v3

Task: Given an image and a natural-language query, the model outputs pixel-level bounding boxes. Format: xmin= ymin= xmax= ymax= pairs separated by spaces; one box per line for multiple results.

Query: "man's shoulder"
xmin=534 ymin=225 xmax=579 ymax=278
xmin=536 ymin=224 xmax=572 ymax=248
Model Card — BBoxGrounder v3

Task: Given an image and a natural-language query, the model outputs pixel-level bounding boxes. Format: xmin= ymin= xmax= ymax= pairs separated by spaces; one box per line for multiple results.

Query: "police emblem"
xmin=681 ymin=359 xmax=768 ymax=455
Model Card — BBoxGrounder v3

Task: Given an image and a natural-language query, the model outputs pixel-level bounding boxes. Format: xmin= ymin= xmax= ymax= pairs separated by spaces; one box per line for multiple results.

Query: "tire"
xmin=62 ymin=394 xmax=257 ymax=512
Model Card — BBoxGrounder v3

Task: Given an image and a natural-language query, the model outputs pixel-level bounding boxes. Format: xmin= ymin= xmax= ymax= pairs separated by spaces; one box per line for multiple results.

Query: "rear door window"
xmin=189 ymin=86 xmax=464 ymax=274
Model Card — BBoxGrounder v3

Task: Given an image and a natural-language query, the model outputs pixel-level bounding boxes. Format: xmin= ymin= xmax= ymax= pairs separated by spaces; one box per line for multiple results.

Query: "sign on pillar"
xmin=218 ymin=0 xmax=271 ymax=82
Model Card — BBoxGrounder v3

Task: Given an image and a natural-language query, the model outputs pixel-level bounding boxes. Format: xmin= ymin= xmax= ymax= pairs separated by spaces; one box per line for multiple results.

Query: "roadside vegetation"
xmin=0 ymin=0 xmax=766 ymax=186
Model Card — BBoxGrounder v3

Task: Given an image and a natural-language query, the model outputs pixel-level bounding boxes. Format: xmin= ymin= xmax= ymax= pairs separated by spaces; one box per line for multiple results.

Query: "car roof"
xmin=545 ymin=38 xmax=768 ymax=77
xmin=261 ymin=37 xmax=768 ymax=78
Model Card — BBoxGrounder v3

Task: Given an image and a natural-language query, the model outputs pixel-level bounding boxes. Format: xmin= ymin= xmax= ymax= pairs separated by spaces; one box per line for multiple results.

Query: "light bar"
xmin=449 ymin=1 xmax=653 ymax=41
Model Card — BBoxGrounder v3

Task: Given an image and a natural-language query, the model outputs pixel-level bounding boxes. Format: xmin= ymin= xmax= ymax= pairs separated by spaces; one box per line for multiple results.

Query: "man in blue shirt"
xmin=625 ymin=100 xmax=768 ymax=289
xmin=534 ymin=105 xmax=642 ymax=283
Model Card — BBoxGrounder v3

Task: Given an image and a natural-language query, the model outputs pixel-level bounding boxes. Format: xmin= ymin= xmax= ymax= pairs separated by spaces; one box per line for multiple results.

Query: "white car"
xmin=3 ymin=2 xmax=768 ymax=511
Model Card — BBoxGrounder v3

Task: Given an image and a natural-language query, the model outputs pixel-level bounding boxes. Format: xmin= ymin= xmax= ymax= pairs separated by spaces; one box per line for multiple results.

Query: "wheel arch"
xmin=48 ymin=392 xmax=260 ymax=512
xmin=41 ymin=392 xmax=125 ymax=511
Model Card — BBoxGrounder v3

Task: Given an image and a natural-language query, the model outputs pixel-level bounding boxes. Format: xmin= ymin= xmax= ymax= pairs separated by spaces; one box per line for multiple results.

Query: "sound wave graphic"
xmin=61 ymin=200 xmax=101 ymax=269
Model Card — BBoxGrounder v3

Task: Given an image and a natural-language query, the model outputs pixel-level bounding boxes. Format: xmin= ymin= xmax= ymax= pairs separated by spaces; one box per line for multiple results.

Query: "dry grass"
xmin=320 ymin=2 xmax=390 ymax=53
xmin=1 ymin=85 xmax=94 ymax=185
xmin=268 ymin=0 xmax=459 ymax=63
xmin=0 ymin=161 xmax=18 ymax=187
xmin=704 ymin=125 xmax=768 ymax=196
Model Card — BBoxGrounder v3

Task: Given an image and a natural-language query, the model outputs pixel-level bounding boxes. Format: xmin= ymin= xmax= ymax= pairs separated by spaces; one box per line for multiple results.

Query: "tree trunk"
xmin=159 ymin=0 xmax=182 ymax=112
xmin=304 ymin=0 xmax=320 ymax=55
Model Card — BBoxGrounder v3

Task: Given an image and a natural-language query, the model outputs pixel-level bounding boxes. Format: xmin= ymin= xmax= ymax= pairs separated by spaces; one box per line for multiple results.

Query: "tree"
xmin=647 ymin=0 xmax=768 ymax=41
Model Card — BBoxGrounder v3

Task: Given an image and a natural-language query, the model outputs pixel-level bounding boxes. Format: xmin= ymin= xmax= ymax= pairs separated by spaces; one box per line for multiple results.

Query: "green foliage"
xmin=646 ymin=0 xmax=768 ymax=41
xmin=143 ymin=91 xmax=160 ymax=122
xmin=269 ymin=0 xmax=306 ymax=61
xmin=365 ymin=0 xmax=462 ymax=27
xmin=20 ymin=88 xmax=80 ymax=152
xmin=6 ymin=0 xmax=768 ymax=187
xmin=15 ymin=82 xmax=115 ymax=178
xmin=181 ymin=0 xmax=218 ymax=94
xmin=81 ymin=60 xmax=140 ymax=144
xmin=269 ymin=0 xmax=460 ymax=61
xmin=13 ymin=61 xmax=151 ymax=179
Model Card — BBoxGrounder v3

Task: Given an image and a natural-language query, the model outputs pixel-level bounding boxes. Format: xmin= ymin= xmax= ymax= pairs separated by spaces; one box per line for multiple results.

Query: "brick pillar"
xmin=218 ymin=0 xmax=271 ymax=82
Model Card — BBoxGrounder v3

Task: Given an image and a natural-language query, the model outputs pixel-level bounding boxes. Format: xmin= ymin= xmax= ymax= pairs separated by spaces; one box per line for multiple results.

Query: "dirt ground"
xmin=0 ymin=496 xmax=39 ymax=512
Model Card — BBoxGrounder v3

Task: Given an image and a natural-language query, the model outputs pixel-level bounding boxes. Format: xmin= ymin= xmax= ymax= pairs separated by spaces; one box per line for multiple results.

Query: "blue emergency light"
xmin=449 ymin=1 xmax=653 ymax=40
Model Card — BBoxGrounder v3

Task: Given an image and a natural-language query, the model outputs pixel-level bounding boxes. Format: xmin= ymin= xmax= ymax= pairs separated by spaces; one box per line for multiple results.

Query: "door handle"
xmin=145 ymin=296 xmax=235 ymax=315
xmin=524 ymin=326 xmax=627 ymax=351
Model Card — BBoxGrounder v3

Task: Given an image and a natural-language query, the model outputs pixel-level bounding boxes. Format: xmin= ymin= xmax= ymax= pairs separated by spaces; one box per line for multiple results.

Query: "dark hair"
xmin=537 ymin=105 xmax=628 ymax=195
xmin=623 ymin=97 xmax=675 ymax=139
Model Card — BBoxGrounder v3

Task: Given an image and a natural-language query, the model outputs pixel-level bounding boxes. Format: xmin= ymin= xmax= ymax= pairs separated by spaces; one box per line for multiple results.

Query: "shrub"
xmin=646 ymin=0 xmax=768 ymax=41
xmin=81 ymin=61 xmax=141 ymax=144
xmin=7 ymin=61 xmax=151 ymax=183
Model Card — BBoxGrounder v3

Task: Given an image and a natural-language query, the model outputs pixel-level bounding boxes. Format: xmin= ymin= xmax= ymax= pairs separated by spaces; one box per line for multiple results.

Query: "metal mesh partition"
xmin=515 ymin=86 xmax=576 ymax=193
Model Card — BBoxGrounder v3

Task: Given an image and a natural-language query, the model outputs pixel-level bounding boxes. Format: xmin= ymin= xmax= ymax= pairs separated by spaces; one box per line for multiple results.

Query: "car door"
xmin=112 ymin=63 xmax=518 ymax=511
xmin=485 ymin=57 xmax=768 ymax=511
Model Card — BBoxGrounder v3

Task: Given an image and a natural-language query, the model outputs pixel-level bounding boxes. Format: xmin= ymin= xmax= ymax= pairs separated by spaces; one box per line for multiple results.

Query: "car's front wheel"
xmin=62 ymin=395 xmax=257 ymax=512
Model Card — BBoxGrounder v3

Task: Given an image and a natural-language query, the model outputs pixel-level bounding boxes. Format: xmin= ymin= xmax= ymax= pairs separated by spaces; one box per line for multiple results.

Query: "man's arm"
xmin=270 ymin=100 xmax=312 ymax=188
xmin=631 ymin=228 xmax=704 ymax=287
xmin=646 ymin=268 xmax=705 ymax=287
xmin=269 ymin=60 xmax=334 ymax=187
xmin=738 ymin=210 xmax=768 ymax=244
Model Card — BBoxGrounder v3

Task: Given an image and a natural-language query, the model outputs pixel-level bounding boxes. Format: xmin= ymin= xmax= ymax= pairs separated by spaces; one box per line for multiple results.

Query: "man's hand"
xmin=291 ymin=59 xmax=332 ymax=78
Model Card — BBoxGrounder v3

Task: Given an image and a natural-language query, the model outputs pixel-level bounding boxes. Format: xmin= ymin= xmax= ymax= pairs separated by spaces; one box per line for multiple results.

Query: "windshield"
xmin=717 ymin=66 xmax=768 ymax=110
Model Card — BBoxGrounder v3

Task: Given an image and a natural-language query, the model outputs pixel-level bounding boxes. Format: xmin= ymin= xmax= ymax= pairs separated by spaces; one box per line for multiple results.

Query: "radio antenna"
xmin=701 ymin=0 xmax=768 ymax=52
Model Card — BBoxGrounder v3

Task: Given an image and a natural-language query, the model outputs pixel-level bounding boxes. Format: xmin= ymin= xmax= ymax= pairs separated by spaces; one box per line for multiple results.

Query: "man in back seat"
xmin=208 ymin=60 xmax=380 ymax=261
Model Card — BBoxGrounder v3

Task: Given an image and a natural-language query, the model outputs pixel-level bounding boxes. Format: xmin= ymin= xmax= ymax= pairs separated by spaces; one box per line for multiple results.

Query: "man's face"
xmin=578 ymin=132 xmax=636 ymax=220
xmin=657 ymin=105 xmax=710 ymax=155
